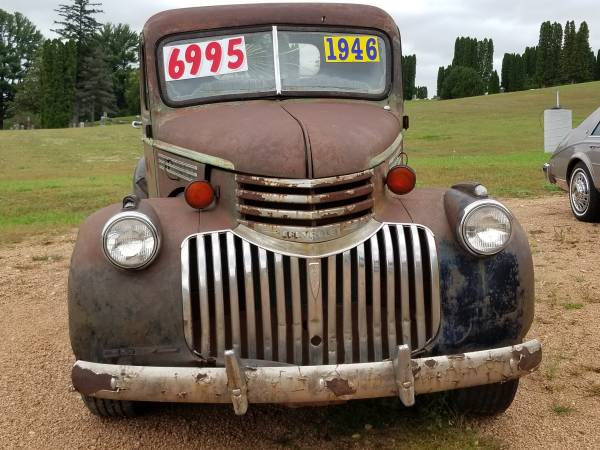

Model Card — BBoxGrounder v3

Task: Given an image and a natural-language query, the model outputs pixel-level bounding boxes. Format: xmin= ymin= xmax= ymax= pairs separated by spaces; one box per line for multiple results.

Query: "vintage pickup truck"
xmin=69 ymin=3 xmax=541 ymax=417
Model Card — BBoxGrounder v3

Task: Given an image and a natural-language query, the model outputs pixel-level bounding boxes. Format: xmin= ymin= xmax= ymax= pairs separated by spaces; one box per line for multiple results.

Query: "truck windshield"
xmin=160 ymin=27 xmax=389 ymax=104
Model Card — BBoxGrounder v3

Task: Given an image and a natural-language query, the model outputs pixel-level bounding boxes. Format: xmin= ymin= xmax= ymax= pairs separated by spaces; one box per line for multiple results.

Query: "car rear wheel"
xmin=569 ymin=162 xmax=600 ymax=222
xmin=81 ymin=395 xmax=143 ymax=418
xmin=449 ymin=379 xmax=519 ymax=416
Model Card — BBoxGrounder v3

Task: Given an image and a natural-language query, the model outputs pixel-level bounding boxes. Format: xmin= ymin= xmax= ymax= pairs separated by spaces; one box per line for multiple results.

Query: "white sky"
xmin=4 ymin=0 xmax=600 ymax=96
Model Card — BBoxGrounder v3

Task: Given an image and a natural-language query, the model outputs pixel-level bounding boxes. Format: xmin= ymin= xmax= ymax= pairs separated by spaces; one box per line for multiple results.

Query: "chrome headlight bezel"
xmin=458 ymin=200 xmax=513 ymax=256
xmin=101 ymin=211 xmax=160 ymax=269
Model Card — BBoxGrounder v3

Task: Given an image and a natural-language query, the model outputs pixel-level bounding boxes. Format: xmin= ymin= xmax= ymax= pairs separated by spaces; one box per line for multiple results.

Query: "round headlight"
xmin=460 ymin=201 xmax=512 ymax=255
xmin=102 ymin=212 xmax=160 ymax=269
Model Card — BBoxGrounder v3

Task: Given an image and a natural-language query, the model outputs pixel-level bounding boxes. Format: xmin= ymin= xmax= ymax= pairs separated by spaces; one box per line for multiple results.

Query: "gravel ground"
xmin=1 ymin=196 xmax=599 ymax=449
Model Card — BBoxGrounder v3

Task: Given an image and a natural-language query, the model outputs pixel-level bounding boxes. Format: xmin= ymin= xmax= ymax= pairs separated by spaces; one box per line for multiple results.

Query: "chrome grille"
xmin=157 ymin=153 xmax=198 ymax=182
xmin=181 ymin=224 xmax=440 ymax=365
xmin=235 ymin=171 xmax=374 ymax=243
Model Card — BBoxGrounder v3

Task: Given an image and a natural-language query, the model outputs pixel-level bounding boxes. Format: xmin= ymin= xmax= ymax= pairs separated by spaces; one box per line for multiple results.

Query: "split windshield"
xmin=160 ymin=27 xmax=389 ymax=104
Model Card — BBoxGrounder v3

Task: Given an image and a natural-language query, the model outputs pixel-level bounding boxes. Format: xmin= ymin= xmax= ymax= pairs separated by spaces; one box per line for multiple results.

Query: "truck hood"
xmin=155 ymin=100 xmax=401 ymax=179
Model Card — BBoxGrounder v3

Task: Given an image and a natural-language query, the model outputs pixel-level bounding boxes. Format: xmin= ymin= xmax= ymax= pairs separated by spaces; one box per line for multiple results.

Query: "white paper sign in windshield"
xmin=163 ymin=36 xmax=248 ymax=82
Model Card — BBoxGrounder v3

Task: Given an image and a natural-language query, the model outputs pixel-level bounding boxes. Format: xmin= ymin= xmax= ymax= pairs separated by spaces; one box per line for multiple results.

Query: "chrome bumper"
xmin=72 ymin=339 xmax=541 ymax=416
xmin=543 ymin=163 xmax=554 ymax=183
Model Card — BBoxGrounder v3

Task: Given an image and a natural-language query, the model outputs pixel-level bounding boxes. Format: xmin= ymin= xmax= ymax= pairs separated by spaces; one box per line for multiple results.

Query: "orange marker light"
xmin=386 ymin=165 xmax=416 ymax=195
xmin=184 ymin=180 xmax=215 ymax=209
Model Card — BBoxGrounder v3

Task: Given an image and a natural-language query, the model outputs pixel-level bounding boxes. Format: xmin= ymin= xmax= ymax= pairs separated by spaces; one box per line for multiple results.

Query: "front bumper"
xmin=543 ymin=162 xmax=555 ymax=183
xmin=72 ymin=339 xmax=541 ymax=415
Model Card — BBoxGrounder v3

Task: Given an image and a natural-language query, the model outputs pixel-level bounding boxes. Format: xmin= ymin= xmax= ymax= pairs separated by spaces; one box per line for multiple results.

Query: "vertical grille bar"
xmin=226 ymin=233 xmax=241 ymax=354
xmin=327 ymin=255 xmax=337 ymax=364
xmin=410 ymin=225 xmax=426 ymax=348
xmin=342 ymin=250 xmax=352 ymax=363
xmin=307 ymin=260 xmax=324 ymax=364
xmin=369 ymin=235 xmax=382 ymax=361
xmin=357 ymin=243 xmax=368 ymax=362
xmin=290 ymin=257 xmax=303 ymax=364
xmin=382 ymin=227 xmax=397 ymax=354
xmin=242 ymin=240 xmax=257 ymax=358
xmin=426 ymin=231 xmax=442 ymax=336
xmin=258 ymin=248 xmax=273 ymax=360
xmin=274 ymin=253 xmax=287 ymax=362
xmin=211 ymin=234 xmax=225 ymax=357
xmin=197 ymin=237 xmax=211 ymax=356
xmin=181 ymin=240 xmax=193 ymax=349
xmin=396 ymin=226 xmax=411 ymax=349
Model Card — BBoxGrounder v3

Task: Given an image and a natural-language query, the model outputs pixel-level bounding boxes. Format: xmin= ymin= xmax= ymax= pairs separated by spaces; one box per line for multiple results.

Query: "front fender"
xmin=377 ymin=187 xmax=534 ymax=355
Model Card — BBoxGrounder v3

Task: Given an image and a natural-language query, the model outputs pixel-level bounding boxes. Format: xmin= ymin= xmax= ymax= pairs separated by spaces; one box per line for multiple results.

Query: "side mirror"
xmin=402 ymin=115 xmax=410 ymax=130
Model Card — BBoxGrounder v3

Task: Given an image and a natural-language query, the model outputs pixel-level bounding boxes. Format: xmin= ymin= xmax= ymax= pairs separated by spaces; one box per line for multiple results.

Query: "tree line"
xmin=501 ymin=20 xmax=600 ymax=93
xmin=1 ymin=0 xmax=139 ymax=129
xmin=437 ymin=37 xmax=500 ymax=99
xmin=401 ymin=54 xmax=427 ymax=100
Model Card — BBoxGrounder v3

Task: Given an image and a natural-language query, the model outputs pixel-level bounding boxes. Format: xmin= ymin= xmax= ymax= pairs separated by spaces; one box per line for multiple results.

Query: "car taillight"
xmin=386 ymin=165 xmax=416 ymax=195
xmin=184 ymin=180 xmax=215 ymax=209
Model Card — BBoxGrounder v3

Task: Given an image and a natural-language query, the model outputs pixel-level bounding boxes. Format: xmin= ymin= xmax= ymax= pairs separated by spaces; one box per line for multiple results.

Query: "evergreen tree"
xmin=440 ymin=66 xmax=484 ymax=99
xmin=401 ymin=54 xmax=416 ymax=100
xmin=574 ymin=22 xmax=593 ymax=82
xmin=536 ymin=21 xmax=563 ymax=86
xmin=436 ymin=66 xmax=446 ymax=97
xmin=560 ymin=21 xmax=577 ymax=83
xmin=8 ymin=54 xmax=42 ymax=127
xmin=488 ymin=70 xmax=500 ymax=94
xmin=53 ymin=0 xmax=103 ymax=121
xmin=549 ymin=22 xmax=564 ymax=85
xmin=0 ymin=9 xmax=43 ymax=128
xmin=96 ymin=23 xmax=138 ymax=114
xmin=501 ymin=53 xmax=512 ymax=91
xmin=77 ymin=45 xmax=116 ymax=121
xmin=40 ymin=39 xmax=77 ymax=128
xmin=415 ymin=86 xmax=428 ymax=99
xmin=522 ymin=46 xmax=538 ymax=88
xmin=595 ymin=50 xmax=600 ymax=81
xmin=124 ymin=70 xmax=140 ymax=115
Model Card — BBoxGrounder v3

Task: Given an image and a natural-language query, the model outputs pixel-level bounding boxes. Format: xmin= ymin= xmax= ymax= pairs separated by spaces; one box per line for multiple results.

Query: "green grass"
xmin=0 ymin=125 xmax=141 ymax=243
xmin=1 ymin=81 xmax=599 ymax=243
xmin=405 ymin=81 xmax=600 ymax=197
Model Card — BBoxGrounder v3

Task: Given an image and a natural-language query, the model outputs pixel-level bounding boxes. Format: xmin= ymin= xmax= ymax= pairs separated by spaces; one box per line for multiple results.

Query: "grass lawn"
xmin=1 ymin=80 xmax=598 ymax=243
xmin=405 ymin=81 xmax=600 ymax=197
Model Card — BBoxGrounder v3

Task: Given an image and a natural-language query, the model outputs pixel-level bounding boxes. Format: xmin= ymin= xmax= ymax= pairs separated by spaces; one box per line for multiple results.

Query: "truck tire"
xmin=569 ymin=162 xmax=600 ymax=222
xmin=81 ymin=395 xmax=142 ymax=418
xmin=450 ymin=379 xmax=519 ymax=416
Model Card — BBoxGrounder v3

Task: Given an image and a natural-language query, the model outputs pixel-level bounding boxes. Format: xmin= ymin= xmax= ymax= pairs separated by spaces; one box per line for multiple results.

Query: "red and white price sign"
xmin=163 ymin=36 xmax=248 ymax=81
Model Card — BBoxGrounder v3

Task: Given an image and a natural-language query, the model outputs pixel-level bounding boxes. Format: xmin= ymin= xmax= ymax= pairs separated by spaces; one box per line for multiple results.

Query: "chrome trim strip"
xmin=368 ymin=132 xmax=403 ymax=168
xmin=236 ymin=184 xmax=374 ymax=204
xmin=258 ymin=248 xmax=273 ymax=361
xmin=342 ymin=250 xmax=352 ymax=363
xmin=274 ymin=253 xmax=287 ymax=363
xmin=242 ymin=240 xmax=257 ymax=359
xmin=327 ymin=255 xmax=337 ymax=364
xmin=370 ymin=235 xmax=382 ymax=361
xmin=411 ymin=226 xmax=426 ymax=348
xmin=144 ymin=137 xmax=235 ymax=170
xmin=357 ymin=244 xmax=368 ymax=362
xmin=181 ymin=239 xmax=193 ymax=349
xmin=238 ymin=198 xmax=373 ymax=221
xmin=157 ymin=159 xmax=198 ymax=177
xmin=157 ymin=153 xmax=198 ymax=170
xmin=211 ymin=234 xmax=226 ymax=357
xmin=158 ymin=164 xmax=196 ymax=182
xmin=236 ymin=169 xmax=373 ymax=189
xmin=272 ymin=26 xmax=282 ymax=95
xmin=307 ymin=260 xmax=324 ymax=364
xmin=226 ymin=233 xmax=241 ymax=355
xmin=426 ymin=231 xmax=441 ymax=337
xmin=197 ymin=237 xmax=210 ymax=356
xmin=382 ymin=226 xmax=397 ymax=354
xmin=396 ymin=226 xmax=411 ymax=349
xmin=291 ymin=257 xmax=303 ymax=364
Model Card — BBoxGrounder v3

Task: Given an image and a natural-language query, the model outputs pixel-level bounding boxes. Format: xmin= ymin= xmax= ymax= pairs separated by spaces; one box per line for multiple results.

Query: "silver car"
xmin=544 ymin=107 xmax=600 ymax=221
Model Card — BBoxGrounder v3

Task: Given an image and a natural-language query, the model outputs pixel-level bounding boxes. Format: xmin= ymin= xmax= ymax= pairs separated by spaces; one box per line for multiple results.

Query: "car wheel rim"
xmin=570 ymin=169 xmax=590 ymax=215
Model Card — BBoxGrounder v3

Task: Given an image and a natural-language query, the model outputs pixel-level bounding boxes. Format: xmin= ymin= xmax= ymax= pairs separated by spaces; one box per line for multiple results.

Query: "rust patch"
xmin=71 ymin=366 xmax=115 ymax=395
xmin=424 ymin=359 xmax=437 ymax=368
xmin=326 ymin=378 xmax=356 ymax=397
xmin=514 ymin=346 xmax=543 ymax=372
xmin=195 ymin=373 xmax=208 ymax=383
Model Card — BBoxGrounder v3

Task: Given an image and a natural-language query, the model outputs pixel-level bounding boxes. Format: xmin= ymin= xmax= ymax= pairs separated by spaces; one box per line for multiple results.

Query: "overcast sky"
xmin=4 ymin=0 xmax=600 ymax=96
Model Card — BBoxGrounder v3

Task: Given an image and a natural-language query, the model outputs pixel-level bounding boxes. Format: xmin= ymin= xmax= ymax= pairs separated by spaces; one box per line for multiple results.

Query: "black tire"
xmin=569 ymin=162 xmax=600 ymax=222
xmin=81 ymin=395 xmax=142 ymax=418
xmin=450 ymin=379 xmax=519 ymax=416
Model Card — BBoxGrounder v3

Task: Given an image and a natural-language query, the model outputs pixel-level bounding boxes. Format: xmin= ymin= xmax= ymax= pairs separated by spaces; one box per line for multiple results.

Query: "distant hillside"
xmin=404 ymin=81 xmax=600 ymax=197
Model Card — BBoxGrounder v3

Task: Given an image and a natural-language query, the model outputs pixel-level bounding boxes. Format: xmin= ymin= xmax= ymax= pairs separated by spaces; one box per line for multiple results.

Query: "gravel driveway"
xmin=1 ymin=196 xmax=598 ymax=449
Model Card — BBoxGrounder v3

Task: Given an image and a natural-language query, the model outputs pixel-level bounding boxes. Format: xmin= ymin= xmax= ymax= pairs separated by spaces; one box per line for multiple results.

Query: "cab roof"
xmin=142 ymin=3 xmax=400 ymax=47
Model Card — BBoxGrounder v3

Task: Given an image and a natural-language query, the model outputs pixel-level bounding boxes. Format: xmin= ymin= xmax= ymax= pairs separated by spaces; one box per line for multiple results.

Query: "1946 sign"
xmin=163 ymin=36 xmax=248 ymax=81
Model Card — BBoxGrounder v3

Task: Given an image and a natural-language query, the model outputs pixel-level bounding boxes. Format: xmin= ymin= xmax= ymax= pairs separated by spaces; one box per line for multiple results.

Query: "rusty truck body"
xmin=68 ymin=3 xmax=541 ymax=417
